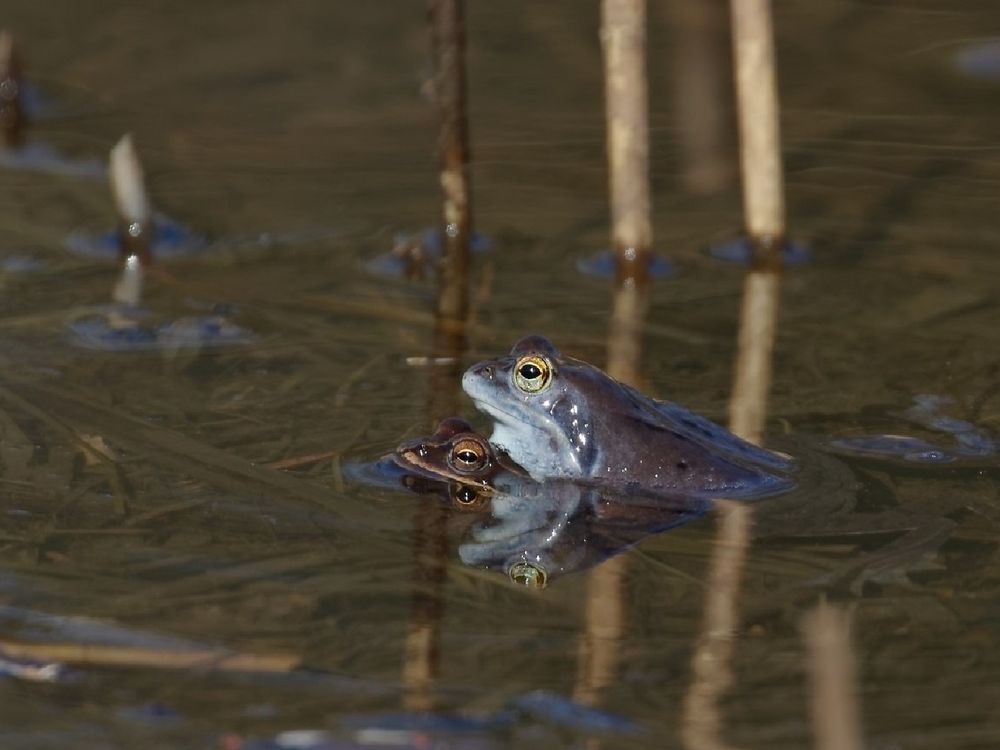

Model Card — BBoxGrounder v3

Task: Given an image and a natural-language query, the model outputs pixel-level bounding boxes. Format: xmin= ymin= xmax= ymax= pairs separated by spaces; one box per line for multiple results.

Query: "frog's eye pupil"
xmin=520 ymin=363 xmax=541 ymax=380
xmin=449 ymin=439 xmax=489 ymax=474
xmin=456 ymin=449 xmax=480 ymax=465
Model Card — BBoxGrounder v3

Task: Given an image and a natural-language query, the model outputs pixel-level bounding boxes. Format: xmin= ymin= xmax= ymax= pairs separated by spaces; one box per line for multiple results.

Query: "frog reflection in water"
xmin=462 ymin=335 xmax=794 ymax=499
xmin=393 ymin=418 xmax=710 ymax=586
xmin=451 ymin=337 xmax=1000 ymax=589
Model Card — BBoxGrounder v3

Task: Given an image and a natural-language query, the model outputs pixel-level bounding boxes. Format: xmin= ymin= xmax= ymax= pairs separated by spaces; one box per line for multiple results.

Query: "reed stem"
xmin=602 ymin=0 xmax=652 ymax=385
xmin=429 ymin=0 xmax=472 ymax=324
xmin=683 ymin=2 xmax=787 ymax=748
xmin=108 ymin=134 xmax=153 ymax=306
xmin=0 ymin=31 xmax=24 ymax=147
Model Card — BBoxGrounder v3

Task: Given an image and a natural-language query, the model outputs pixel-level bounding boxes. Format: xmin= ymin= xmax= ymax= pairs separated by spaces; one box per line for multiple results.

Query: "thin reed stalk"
xmin=602 ymin=0 xmax=652 ymax=381
xmin=730 ymin=0 xmax=785 ymax=253
xmin=429 ymin=0 xmax=472 ymax=325
xmin=683 ymin=1 xmax=788 ymax=748
xmin=573 ymin=2 xmax=655 ymax=718
xmin=405 ymin=0 xmax=475 ymax=697
xmin=0 ymin=31 xmax=24 ymax=146
xmin=108 ymin=134 xmax=153 ymax=306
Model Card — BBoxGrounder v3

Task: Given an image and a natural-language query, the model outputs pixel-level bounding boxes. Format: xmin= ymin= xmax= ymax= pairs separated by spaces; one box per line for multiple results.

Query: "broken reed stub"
xmin=109 ymin=133 xmax=154 ymax=265
xmin=111 ymin=253 xmax=143 ymax=307
xmin=109 ymin=134 xmax=152 ymax=226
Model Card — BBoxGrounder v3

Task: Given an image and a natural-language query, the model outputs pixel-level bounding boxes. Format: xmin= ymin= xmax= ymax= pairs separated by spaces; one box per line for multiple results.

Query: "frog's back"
xmin=618 ymin=382 xmax=795 ymax=473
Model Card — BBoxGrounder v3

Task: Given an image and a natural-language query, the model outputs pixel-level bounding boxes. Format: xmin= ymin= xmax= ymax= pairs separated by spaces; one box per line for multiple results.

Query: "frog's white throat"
xmin=472 ymin=398 xmax=579 ymax=481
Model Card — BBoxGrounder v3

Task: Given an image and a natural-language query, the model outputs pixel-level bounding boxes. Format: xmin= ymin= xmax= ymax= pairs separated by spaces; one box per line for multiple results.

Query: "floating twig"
xmin=264 ymin=449 xmax=340 ymax=472
xmin=0 ymin=639 xmax=299 ymax=674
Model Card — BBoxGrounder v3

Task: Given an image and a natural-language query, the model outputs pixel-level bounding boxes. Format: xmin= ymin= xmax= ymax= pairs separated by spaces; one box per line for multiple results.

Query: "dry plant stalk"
xmin=802 ymin=603 xmax=864 ymax=750
xmin=730 ymin=0 xmax=785 ymax=245
xmin=602 ymin=0 xmax=652 ymax=272
xmin=583 ymin=0 xmax=656 ymax=693
xmin=683 ymin=1 xmax=787 ymax=749
xmin=429 ymin=0 xmax=472 ymax=325
xmin=0 ymin=30 xmax=24 ymax=146
xmin=408 ymin=0 xmax=476 ymax=694
xmin=602 ymin=0 xmax=652 ymax=386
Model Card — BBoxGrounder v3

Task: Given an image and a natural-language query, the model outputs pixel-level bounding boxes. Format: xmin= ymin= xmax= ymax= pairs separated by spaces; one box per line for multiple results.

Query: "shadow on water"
xmin=0 ymin=2 xmax=999 ymax=750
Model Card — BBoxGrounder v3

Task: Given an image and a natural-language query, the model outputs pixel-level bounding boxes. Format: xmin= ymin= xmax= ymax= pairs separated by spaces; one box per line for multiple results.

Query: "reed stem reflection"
xmin=573 ymin=0 xmax=652 ymax=724
xmin=666 ymin=0 xmax=735 ymax=195
xmin=402 ymin=0 xmax=475 ymax=713
xmin=683 ymin=1 xmax=786 ymax=748
xmin=803 ymin=603 xmax=864 ymax=750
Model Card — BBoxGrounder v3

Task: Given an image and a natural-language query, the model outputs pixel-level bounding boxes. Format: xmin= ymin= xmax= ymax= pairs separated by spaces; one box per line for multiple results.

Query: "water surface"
xmin=1 ymin=2 xmax=999 ymax=748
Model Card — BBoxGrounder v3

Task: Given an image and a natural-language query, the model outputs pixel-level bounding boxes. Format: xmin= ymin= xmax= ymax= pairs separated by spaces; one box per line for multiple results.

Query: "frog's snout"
xmin=462 ymin=362 xmax=495 ymax=394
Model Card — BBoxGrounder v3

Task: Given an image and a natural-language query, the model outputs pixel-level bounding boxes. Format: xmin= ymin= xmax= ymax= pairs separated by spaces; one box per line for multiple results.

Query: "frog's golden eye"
xmin=513 ymin=355 xmax=552 ymax=394
xmin=448 ymin=437 xmax=489 ymax=474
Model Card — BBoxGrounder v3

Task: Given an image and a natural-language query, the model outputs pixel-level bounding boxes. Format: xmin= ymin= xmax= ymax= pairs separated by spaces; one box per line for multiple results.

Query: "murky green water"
xmin=1 ymin=1 xmax=999 ymax=748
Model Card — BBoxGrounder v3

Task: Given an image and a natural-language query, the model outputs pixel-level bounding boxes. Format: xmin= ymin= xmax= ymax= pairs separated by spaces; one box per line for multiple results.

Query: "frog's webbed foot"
xmin=803 ymin=516 xmax=955 ymax=596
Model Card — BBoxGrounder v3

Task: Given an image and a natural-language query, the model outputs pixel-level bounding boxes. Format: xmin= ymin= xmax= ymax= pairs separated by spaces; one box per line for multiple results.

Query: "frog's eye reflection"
xmin=513 ymin=355 xmax=552 ymax=394
xmin=507 ymin=561 xmax=548 ymax=588
xmin=451 ymin=484 xmax=488 ymax=510
xmin=448 ymin=438 xmax=489 ymax=474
